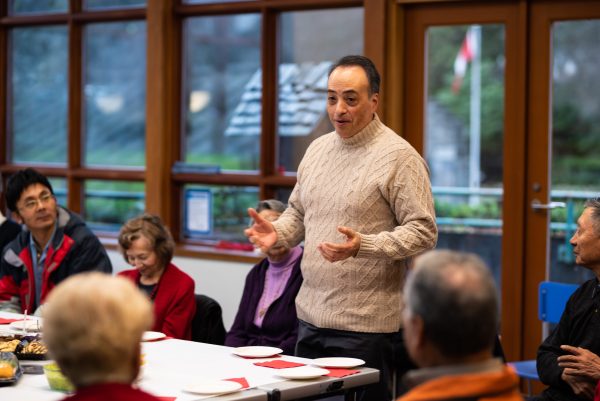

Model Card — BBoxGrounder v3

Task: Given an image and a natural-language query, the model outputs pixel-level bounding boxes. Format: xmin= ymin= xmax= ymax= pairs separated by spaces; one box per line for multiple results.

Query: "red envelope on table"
xmin=325 ymin=368 xmax=360 ymax=378
xmin=254 ymin=360 xmax=306 ymax=369
xmin=0 ymin=318 xmax=22 ymax=325
xmin=224 ymin=377 xmax=250 ymax=389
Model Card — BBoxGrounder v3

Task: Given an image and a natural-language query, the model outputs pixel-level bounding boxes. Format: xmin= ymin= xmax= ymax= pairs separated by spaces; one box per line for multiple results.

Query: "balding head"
xmin=403 ymin=250 xmax=499 ymax=365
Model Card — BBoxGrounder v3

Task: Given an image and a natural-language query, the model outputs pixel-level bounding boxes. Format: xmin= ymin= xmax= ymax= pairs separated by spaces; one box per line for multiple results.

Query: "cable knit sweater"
xmin=273 ymin=114 xmax=437 ymax=333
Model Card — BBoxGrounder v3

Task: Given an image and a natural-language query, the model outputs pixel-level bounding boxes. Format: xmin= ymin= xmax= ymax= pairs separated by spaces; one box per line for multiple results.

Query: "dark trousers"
xmin=295 ymin=320 xmax=397 ymax=401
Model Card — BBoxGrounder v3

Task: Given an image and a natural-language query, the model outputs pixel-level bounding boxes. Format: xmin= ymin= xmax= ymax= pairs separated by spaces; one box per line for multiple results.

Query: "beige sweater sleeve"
xmin=356 ymin=152 xmax=437 ymax=259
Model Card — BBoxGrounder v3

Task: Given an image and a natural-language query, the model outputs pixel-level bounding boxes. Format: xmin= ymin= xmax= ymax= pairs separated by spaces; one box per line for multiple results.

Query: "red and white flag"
xmin=452 ymin=27 xmax=477 ymax=93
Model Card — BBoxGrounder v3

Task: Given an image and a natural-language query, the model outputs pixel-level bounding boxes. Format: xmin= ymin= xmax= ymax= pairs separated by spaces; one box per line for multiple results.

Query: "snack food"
xmin=21 ymin=340 xmax=47 ymax=355
xmin=0 ymin=339 xmax=20 ymax=353
xmin=0 ymin=361 xmax=14 ymax=378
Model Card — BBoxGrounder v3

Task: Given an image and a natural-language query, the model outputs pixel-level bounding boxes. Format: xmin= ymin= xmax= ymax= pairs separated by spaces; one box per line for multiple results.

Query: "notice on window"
xmin=185 ymin=189 xmax=212 ymax=236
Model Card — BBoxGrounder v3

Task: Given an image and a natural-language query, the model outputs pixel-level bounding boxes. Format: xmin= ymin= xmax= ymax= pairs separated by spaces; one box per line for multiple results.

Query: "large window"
xmin=9 ymin=0 xmax=68 ymax=15
xmin=84 ymin=22 xmax=147 ymax=167
xmin=183 ymin=14 xmax=261 ymax=171
xmin=1 ymin=0 xmax=366 ymax=259
xmin=1 ymin=2 xmax=146 ymax=237
xmin=174 ymin=2 xmax=364 ymax=247
xmin=277 ymin=8 xmax=363 ymax=173
xmin=9 ymin=27 xmax=68 ymax=164
xmin=548 ymin=19 xmax=600 ymax=284
xmin=424 ymin=24 xmax=505 ymax=287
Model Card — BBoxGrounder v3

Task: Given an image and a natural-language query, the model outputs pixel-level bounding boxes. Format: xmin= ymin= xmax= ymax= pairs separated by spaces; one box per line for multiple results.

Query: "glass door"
xmin=524 ymin=1 xmax=600 ymax=360
xmin=402 ymin=2 xmax=524 ymax=360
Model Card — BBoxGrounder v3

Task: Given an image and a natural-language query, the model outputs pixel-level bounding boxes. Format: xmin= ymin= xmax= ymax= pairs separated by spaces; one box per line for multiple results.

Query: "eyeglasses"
xmin=19 ymin=193 xmax=55 ymax=212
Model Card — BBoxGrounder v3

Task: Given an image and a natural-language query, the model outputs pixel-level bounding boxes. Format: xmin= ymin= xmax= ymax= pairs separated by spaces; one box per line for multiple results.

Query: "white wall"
xmin=107 ymin=250 xmax=253 ymax=330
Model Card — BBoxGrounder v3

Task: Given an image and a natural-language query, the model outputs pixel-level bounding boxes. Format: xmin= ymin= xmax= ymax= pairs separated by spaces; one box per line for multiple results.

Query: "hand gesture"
xmin=317 ymin=226 xmax=361 ymax=263
xmin=559 ymin=345 xmax=600 ymax=381
xmin=244 ymin=208 xmax=278 ymax=253
xmin=561 ymin=369 xmax=596 ymax=400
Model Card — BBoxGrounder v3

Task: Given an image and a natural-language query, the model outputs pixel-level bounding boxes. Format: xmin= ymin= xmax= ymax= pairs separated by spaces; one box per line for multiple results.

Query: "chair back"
xmin=191 ymin=294 xmax=226 ymax=345
xmin=538 ymin=281 xmax=579 ymax=324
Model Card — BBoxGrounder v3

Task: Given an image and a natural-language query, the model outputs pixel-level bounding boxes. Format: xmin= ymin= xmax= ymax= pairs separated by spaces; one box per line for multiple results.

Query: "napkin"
xmin=254 ymin=360 xmax=306 ymax=369
xmin=0 ymin=318 xmax=22 ymax=325
xmin=224 ymin=377 xmax=249 ymax=389
xmin=325 ymin=368 xmax=360 ymax=378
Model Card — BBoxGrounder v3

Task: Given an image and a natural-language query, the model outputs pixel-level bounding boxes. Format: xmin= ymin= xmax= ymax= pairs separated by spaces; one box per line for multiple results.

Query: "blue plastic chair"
xmin=509 ymin=281 xmax=579 ymax=394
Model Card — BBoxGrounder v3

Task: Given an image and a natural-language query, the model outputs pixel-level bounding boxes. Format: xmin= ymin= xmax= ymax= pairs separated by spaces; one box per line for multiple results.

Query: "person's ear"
xmin=370 ymin=92 xmax=379 ymax=111
xmin=12 ymin=212 xmax=24 ymax=225
xmin=412 ymin=315 xmax=426 ymax=350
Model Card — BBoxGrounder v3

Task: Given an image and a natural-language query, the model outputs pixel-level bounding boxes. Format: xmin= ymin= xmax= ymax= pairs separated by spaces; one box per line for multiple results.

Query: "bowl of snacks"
xmin=43 ymin=362 xmax=74 ymax=392
xmin=16 ymin=336 xmax=48 ymax=360
xmin=0 ymin=352 xmax=21 ymax=386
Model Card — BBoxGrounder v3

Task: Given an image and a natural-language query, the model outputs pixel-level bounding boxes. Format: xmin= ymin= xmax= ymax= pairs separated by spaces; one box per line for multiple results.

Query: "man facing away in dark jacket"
xmin=0 ymin=168 xmax=112 ymax=314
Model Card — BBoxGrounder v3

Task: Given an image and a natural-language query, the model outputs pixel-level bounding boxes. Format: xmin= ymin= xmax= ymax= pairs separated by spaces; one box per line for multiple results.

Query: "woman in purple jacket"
xmin=225 ymin=200 xmax=303 ymax=355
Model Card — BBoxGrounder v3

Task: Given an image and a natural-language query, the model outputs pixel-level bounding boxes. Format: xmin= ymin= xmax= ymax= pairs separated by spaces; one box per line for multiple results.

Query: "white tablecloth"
xmin=0 ymin=311 xmax=378 ymax=401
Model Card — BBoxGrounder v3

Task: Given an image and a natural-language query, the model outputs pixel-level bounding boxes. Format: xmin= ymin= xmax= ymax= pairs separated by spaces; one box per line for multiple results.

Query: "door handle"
xmin=531 ymin=199 xmax=566 ymax=210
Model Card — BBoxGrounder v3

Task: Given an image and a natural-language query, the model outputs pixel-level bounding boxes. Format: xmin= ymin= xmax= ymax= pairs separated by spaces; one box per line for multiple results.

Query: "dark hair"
xmin=584 ymin=198 xmax=600 ymax=235
xmin=329 ymin=55 xmax=381 ymax=96
xmin=5 ymin=168 xmax=54 ymax=212
xmin=118 ymin=214 xmax=175 ymax=268
xmin=405 ymin=250 xmax=498 ymax=358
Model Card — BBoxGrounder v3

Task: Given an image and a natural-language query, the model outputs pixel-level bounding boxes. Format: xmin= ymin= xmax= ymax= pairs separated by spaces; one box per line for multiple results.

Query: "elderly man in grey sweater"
xmin=245 ymin=55 xmax=437 ymax=401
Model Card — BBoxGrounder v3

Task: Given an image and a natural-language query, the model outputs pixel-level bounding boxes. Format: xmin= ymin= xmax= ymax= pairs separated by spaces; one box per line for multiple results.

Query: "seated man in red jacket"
xmin=0 ymin=168 xmax=112 ymax=314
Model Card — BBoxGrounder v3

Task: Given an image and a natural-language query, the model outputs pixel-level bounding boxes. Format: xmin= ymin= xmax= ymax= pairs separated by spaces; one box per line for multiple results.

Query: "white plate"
xmin=8 ymin=320 xmax=42 ymax=333
xmin=312 ymin=357 xmax=365 ymax=368
xmin=142 ymin=331 xmax=166 ymax=342
xmin=232 ymin=346 xmax=283 ymax=358
xmin=276 ymin=366 xmax=330 ymax=380
xmin=183 ymin=379 xmax=243 ymax=395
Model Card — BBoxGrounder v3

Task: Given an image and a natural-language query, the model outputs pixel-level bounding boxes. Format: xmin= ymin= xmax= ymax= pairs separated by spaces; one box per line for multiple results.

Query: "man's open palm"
xmin=244 ymin=208 xmax=278 ymax=252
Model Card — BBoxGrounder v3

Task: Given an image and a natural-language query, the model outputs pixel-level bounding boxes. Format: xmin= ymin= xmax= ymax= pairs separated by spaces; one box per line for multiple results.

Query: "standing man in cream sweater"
xmin=245 ymin=55 xmax=437 ymax=401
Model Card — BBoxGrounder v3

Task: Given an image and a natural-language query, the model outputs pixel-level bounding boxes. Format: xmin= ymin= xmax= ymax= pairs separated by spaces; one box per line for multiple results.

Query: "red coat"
xmin=62 ymin=382 xmax=161 ymax=401
xmin=119 ymin=263 xmax=196 ymax=340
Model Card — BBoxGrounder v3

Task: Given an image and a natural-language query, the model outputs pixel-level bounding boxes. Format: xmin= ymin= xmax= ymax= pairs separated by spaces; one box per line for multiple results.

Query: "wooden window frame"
xmin=1 ymin=0 xmax=383 ymax=262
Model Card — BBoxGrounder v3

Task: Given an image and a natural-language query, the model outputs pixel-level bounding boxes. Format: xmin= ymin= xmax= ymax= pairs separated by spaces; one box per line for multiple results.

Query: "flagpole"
xmin=469 ymin=25 xmax=481 ymax=206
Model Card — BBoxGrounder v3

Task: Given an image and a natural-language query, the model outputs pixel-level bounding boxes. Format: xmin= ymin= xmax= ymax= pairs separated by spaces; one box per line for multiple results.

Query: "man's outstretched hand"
xmin=244 ymin=208 xmax=278 ymax=253
xmin=318 ymin=226 xmax=361 ymax=262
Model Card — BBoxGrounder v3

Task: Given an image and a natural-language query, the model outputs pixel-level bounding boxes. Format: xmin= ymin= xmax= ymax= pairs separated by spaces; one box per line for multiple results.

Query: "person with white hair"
xmin=397 ymin=250 xmax=522 ymax=401
xmin=535 ymin=198 xmax=600 ymax=401
xmin=43 ymin=272 xmax=161 ymax=401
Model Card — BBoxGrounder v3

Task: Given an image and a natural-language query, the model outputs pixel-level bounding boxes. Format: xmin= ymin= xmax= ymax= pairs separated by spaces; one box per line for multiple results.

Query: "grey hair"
xmin=404 ymin=250 xmax=499 ymax=358
xmin=584 ymin=198 xmax=600 ymax=236
xmin=43 ymin=272 xmax=153 ymax=387
xmin=257 ymin=199 xmax=286 ymax=214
